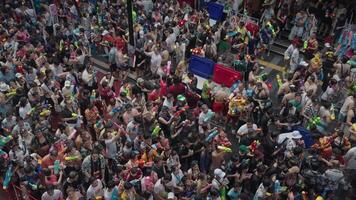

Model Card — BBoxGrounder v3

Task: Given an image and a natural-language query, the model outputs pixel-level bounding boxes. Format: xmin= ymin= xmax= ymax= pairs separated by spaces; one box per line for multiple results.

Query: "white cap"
xmin=102 ymin=30 xmax=110 ymax=36
xmin=214 ymin=168 xmax=226 ymax=179
xmin=15 ymin=73 xmax=23 ymax=78
xmin=0 ymin=82 xmax=10 ymax=92
xmin=299 ymin=61 xmax=309 ymax=67
xmin=325 ymin=43 xmax=331 ymax=48
xmin=65 ymin=80 xmax=71 ymax=87
xmin=291 ymin=131 xmax=302 ymax=139
xmin=168 ymin=192 xmax=175 ymax=199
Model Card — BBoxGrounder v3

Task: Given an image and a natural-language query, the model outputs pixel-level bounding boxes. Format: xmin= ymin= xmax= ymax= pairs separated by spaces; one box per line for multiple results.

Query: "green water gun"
xmin=307 ymin=116 xmax=321 ymax=130
xmin=218 ymin=146 xmax=232 ymax=153
xmin=152 ymin=126 xmax=161 ymax=137
xmin=64 ymin=156 xmax=79 ymax=161
xmin=0 ymin=135 xmax=13 ymax=147
xmin=220 ymin=187 xmax=227 ymax=200
xmin=266 ymin=22 xmax=276 ymax=37
xmin=276 ymin=74 xmax=283 ymax=88
xmin=53 ymin=160 xmax=60 ymax=175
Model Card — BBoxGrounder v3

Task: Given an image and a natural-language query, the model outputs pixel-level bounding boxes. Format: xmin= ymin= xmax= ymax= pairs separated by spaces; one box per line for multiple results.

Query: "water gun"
xmin=39 ymin=109 xmax=51 ymax=116
xmin=276 ymin=74 xmax=283 ymax=88
xmin=112 ymin=187 xmax=119 ymax=200
xmin=249 ymin=140 xmax=260 ymax=153
xmin=174 ymin=105 xmax=189 ymax=117
xmin=301 ymin=191 xmax=308 ymax=200
xmin=5 ymin=90 xmax=17 ymax=97
xmin=53 ymin=160 xmax=60 ymax=175
xmin=64 ymin=156 xmax=79 ymax=161
xmin=307 ymin=116 xmax=321 ymax=130
xmin=330 ymin=104 xmax=335 ymax=120
xmin=0 ymin=135 xmax=13 ymax=147
xmin=2 ymin=164 xmax=13 ymax=189
xmin=59 ymin=40 xmax=64 ymax=51
xmin=27 ymin=107 xmax=36 ymax=116
xmin=266 ymin=21 xmax=276 ymax=37
xmin=28 ymin=182 xmax=38 ymax=190
xmin=352 ymin=124 xmax=356 ymax=131
xmin=0 ymin=149 xmax=7 ymax=157
xmin=203 ymin=110 xmax=215 ymax=122
xmin=152 ymin=126 xmax=161 ymax=137
xmin=165 ymin=61 xmax=171 ymax=76
xmin=129 ymin=179 xmax=140 ymax=186
xmin=71 ymin=113 xmax=78 ymax=118
xmin=109 ymin=103 xmax=128 ymax=116
xmin=218 ymin=146 xmax=232 ymax=153
xmin=303 ymin=40 xmax=308 ymax=49
xmin=74 ymin=41 xmax=79 ymax=49
xmin=257 ymin=73 xmax=267 ymax=82
xmin=205 ymin=130 xmax=219 ymax=142
xmin=90 ymin=89 xmax=96 ymax=101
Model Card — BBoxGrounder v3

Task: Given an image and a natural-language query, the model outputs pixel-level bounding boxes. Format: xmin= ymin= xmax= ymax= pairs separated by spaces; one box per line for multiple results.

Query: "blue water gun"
xmin=205 ymin=130 xmax=219 ymax=142
xmin=203 ymin=110 xmax=215 ymax=123
xmin=2 ymin=164 xmax=13 ymax=189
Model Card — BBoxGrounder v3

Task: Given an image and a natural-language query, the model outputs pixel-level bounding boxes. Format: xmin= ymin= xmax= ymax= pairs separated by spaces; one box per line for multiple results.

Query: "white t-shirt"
xmin=19 ymin=103 xmax=32 ymax=119
xmin=290 ymin=48 xmax=299 ymax=69
xmin=284 ymin=44 xmax=294 ymax=60
xmin=153 ymin=179 xmax=165 ymax=195
xmin=340 ymin=96 xmax=354 ymax=115
xmin=345 ymin=147 xmax=356 ymax=169
xmin=41 ymin=190 xmax=63 ymax=200
xmin=171 ymin=170 xmax=184 ymax=187
xmin=105 ymin=138 xmax=118 ymax=159
xmin=321 ymin=86 xmax=335 ymax=101
xmin=237 ymin=124 xmax=258 ymax=135
xmin=62 ymin=85 xmax=75 ymax=97
xmin=104 ymin=186 xmax=119 ymax=200
xmin=147 ymin=52 xmax=162 ymax=70
xmin=87 ymin=179 xmax=104 ymax=200
xmin=163 ymin=98 xmax=174 ymax=109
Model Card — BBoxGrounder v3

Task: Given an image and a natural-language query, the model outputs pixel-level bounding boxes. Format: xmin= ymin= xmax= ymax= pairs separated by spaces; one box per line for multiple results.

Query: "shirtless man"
xmin=123 ymin=104 xmax=141 ymax=125
xmin=304 ymin=76 xmax=318 ymax=97
xmin=212 ymin=85 xmax=229 ymax=122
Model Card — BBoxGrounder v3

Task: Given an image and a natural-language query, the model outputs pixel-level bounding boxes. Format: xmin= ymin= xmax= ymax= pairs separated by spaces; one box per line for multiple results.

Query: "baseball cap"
xmin=214 ymin=168 xmax=226 ymax=179
xmin=65 ymin=80 xmax=71 ymax=87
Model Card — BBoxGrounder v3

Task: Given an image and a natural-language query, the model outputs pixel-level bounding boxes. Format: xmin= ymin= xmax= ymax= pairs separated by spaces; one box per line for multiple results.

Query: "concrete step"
xmin=269 ymin=45 xmax=285 ymax=56
xmin=274 ymin=39 xmax=290 ymax=49
xmin=90 ymin=56 xmax=138 ymax=81
xmin=90 ymin=56 xmax=110 ymax=72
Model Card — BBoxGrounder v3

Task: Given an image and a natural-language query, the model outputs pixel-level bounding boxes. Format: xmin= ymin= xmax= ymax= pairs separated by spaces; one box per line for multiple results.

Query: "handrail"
xmin=12 ymin=184 xmax=38 ymax=200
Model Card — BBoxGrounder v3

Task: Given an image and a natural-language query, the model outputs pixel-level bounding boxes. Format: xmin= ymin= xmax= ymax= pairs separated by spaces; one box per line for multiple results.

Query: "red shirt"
xmin=168 ymin=83 xmax=186 ymax=98
xmin=159 ymin=79 xmax=167 ymax=97
xmin=148 ymin=89 xmax=160 ymax=102
xmin=114 ymin=37 xmax=126 ymax=51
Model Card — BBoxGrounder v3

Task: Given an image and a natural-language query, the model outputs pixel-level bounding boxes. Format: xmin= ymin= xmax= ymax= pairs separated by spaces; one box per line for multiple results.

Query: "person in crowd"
xmin=0 ymin=1 xmax=356 ymax=200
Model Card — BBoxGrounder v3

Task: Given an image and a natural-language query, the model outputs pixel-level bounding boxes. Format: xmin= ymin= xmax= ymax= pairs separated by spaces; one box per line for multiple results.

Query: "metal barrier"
xmin=11 ymin=184 xmax=38 ymax=200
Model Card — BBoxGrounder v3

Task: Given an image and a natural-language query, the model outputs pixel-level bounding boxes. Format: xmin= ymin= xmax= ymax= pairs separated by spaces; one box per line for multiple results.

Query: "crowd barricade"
xmin=207 ymin=2 xmax=224 ymax=21
xmin=188 ymin=55 xmax=215 ymax=79
xmin=188 ymin=55 xmax=243 ymax=87
xmin=213 ymin=64 xmax=242 ymax=87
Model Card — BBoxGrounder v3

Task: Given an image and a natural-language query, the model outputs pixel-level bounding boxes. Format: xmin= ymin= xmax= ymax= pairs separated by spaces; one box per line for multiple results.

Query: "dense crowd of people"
xmin=0 ymin=0 xmax=356 ymax=200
